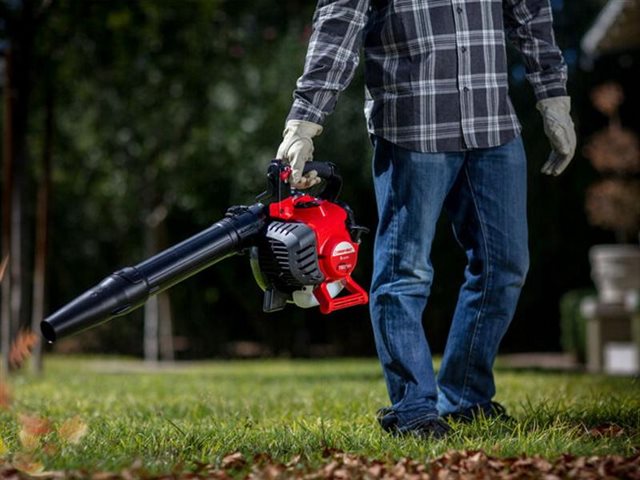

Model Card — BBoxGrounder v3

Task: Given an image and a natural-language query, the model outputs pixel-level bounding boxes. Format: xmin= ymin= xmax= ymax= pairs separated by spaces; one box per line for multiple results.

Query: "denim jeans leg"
xmin=437 ymin=135 xmax=530 ymax=416
xmin=370 ymin=136 xmax=464 ymax=429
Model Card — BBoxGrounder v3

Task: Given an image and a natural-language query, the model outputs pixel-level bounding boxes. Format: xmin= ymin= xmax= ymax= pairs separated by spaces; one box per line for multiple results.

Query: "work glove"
xmin=276 ymin=119 xmax=323 ymax=189
xmin=536 ymin=96 xmax=577 ymax=176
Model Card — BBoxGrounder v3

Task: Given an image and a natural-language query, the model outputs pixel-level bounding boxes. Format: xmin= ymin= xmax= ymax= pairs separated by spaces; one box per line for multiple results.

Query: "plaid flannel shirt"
xmin=287 ymin=0 xmax=568 ymax=153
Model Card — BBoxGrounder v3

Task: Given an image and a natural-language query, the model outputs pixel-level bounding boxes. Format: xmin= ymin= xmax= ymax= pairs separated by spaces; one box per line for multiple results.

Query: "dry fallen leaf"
xmin=18 ymin=413 xmax=52 ymax=436
xmin=0 ymin=255 xmax=8 ymax=283
xmin=221 ymin=452 xmax=246 ymax=470
xmin=9 ymin=334 xmax=35 ymax=374
xmin=18 ymin=431 xmax=41 ymax=451
xmin=58 ymin=416 xmax=89 ymax=444
xmin=18 ymin=412 xmax=52 ymax=450
xmin=42 ymin=442 xmax=59 ymax=457
xmin=9 ymin=330 xmax=39 ymax=370
xmin=91 ymin=472 xmax=120 ymax=480
xmin=588 ymin=423 xmax=625 ymax=438
xmin=0 ymin=381 xmax=11 ymax=410
xmin=285 ymin=454 xmax=301 ymax=468
xmin=367 ymin=463 xmax=383 ymax=478
xmin=12 ymin=453 xmax=45 ymax=476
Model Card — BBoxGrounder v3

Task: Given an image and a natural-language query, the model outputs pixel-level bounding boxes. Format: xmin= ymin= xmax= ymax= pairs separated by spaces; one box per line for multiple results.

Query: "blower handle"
xmin=258 ymin=160 xmax=343 ymax=204
xmin=302 ymin=161 xmax=342 ymax=202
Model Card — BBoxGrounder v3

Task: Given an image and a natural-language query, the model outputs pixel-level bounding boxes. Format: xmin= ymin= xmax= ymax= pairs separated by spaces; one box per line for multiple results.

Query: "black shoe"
xmin=376 ymin=407 xmax=399 ymax=432
xmin=407 ymin=417 xmax=452 ymax=439
xmin=376 ymin=408 xmax=452 ymax=439
xmin=444 ymin=401 xmax=513 ymax=423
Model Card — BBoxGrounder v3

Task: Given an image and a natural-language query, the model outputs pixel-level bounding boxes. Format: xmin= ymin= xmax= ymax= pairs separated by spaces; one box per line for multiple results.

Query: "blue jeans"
xmin=370 ymin=134 xmax=529 ymax=430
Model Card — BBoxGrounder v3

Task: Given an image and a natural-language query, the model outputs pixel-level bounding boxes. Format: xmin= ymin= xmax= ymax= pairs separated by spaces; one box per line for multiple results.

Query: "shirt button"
xmin=463 ymin=87 xmax=470 ymax=92
xmin=461 ymin=46 xmax=467 ymax=52
xmin=457 ymin=6 xmax=463 ymax=13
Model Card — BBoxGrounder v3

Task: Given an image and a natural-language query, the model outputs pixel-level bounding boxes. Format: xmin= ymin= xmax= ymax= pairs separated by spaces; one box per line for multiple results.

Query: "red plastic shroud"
xmin=269 ymin=194 xmax=368 ymax=314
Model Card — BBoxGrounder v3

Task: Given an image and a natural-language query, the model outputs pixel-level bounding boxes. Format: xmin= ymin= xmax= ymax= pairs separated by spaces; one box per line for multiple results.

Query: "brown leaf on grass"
xmin=0 ymin=255 xmax=8 ymax=283
xmin=533 ymin=456 xmax=553 ymax=473
xmin=120 ymin=459 xmax=149 ymax=480
xmin=285 ymin=454 xmax=301 ymax=468
xmin=367 ymin=463 xmax=384 ymax=478
xmin=9 ymin=330 xmax=39 ymax=370
xmin=321 ymin=446 xmax=341 ymax=458
xmin=221 ymin=452 xmax=246 ymax=470
xmin=0 ymin=381 xmax=11 ymax=410
xmin=18 ymin=431 xmax=41 ymax=451
xmin=321 ymin=460 xmax=339 ymax=477
xmin=18 ymin=413 xmax=52 ymax=450
xmin=18 ymin=413 xmax=52 ymax=451
xmin=18 ymin=413 xmax=52 ymax=437
xmin=91 ymin=472 xmax=122 ymax=480
xmin=42 ymin=442 xmax=59 ymax=457
xmin=11 ymin=453 xmax=45 ymax=476
xmin=588 ymin=422 xmax=625 ymax=438
xmin=249 ymin=462 xmax=285 ymax=480
xmin=58 ymin=416 xmax=89 ymax=444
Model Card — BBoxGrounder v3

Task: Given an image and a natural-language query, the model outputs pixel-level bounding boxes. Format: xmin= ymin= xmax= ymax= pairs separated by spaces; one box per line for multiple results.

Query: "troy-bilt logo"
xmin=327 ymin=241 xmax=357 ymax=275
xmin=332 ymin=241 xmax=356 ymax=257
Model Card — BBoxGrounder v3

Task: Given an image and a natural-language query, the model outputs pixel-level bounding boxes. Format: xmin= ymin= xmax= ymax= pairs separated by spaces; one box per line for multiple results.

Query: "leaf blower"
xmin=41 ymin=160 xmax=369 ymax=343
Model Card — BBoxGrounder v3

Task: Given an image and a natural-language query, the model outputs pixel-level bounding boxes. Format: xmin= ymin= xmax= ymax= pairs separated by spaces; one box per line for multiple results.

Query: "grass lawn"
xmin=1 ymin=356 xmax=639 ymax=475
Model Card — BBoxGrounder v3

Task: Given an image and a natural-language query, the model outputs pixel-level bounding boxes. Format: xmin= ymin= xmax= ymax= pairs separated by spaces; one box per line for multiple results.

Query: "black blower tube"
xmin=41 ymin=203 xmax=267 ymax=343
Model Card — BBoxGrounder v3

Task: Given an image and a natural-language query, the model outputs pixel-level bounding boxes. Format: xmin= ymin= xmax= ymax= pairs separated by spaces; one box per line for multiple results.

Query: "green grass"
xmin=1 ymin=356 xmax=639 ymax=473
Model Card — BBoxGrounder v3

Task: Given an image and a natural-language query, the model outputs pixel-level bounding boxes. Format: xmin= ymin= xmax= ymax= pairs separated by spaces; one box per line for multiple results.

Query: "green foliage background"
xmin=2 ymin=0 xmax=638 ymax=358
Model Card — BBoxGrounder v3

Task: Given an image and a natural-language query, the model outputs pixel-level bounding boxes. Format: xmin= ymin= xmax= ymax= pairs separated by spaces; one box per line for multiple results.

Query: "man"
xmin=276 ymin=0 xmax=576 ymax=438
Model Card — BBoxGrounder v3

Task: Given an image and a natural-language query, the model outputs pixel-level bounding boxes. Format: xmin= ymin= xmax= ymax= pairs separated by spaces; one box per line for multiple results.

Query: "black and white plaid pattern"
xmin=287 ymin=0 xmax=567 ymax=153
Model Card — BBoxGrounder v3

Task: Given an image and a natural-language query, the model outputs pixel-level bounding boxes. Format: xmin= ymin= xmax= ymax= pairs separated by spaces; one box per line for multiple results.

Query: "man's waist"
xmin=364 ymin=77 xmax=510 ymax=99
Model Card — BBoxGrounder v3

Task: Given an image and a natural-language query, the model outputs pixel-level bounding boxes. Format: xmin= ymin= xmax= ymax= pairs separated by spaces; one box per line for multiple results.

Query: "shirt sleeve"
xmin=503 ymin=0 xmax=568 ymax=100
xmin=287 ymin=0 xmax=371 ymax=125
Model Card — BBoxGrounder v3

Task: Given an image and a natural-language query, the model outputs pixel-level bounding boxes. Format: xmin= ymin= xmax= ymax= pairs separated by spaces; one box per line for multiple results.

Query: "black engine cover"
xmin=255 ymin=221 xmax=324 ymax=293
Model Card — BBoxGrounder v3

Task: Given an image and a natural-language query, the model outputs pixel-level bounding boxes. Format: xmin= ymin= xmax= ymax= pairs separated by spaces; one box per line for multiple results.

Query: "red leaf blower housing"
xmin=41 ymin=160 xmax=369 ymax=343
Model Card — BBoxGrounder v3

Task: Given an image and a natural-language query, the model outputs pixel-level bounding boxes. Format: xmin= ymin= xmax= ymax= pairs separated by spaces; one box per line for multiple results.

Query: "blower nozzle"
xmin=40 ymin=267 xmax=150 ymax=343
xmin=41 ymin=203 xmax=267 ymax=342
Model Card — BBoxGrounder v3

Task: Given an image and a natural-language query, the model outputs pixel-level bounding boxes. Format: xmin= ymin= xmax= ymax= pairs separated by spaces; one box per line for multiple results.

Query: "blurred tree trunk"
xmin=143 ymin=205 xmax=160 ymax=364
xmin=1 ymin=0 xmax=35 ymax=374
xmin=158 ymin=284 xmax=174 ymax=361
xmin=1 ymin=48 xmax=15 ymax=375
xmin=143 ymin=202 xmax=174 ymax=364
xmin=143 ymin=279 xmax=174 ymax=362
xmin=156 ymin=212 xmax=174 ymax=362
xmin=144 ymin=294 xmax=159 ymax=363
xmin=30 ymin=80 xmax=53 ymax=374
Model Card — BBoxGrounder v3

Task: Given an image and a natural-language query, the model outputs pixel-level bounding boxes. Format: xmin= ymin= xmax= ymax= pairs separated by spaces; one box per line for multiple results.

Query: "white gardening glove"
xmin=536 ymin=96 xmax=577 ymax=176
xmin=276 ymin=120 xmax=323 ymax=189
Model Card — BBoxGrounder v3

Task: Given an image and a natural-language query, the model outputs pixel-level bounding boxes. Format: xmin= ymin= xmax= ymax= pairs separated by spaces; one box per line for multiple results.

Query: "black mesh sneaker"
xmin=444 ymin=401 xmax=513 ymax=423
xmin=376 ymin=408 xmax=452 ymax=439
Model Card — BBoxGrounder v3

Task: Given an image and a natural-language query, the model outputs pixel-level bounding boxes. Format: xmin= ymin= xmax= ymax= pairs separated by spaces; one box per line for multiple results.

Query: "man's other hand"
xmin=536 ymin=96 xmax=577 ymax=176
xmin=276 ymin=120 xmax=324 ymax=189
